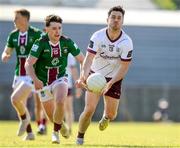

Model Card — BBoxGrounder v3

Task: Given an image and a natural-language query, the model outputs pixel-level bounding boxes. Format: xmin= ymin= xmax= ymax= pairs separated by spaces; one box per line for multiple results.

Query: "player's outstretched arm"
xmin=25 ymin=55 xmax=43 ymax=90
xmin=1 ymin=47 xmax=13 ymax=63
xmin=81 ymin=52 xmax=95 ymax=82
xmin=102 ymin=60 xmax=131 ymax=95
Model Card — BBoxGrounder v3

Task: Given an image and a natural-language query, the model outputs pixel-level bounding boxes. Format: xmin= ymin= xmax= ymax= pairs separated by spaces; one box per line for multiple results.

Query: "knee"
xmin=55 ymin=97 xmax=65 ymax=106
xmin=55 ymin=92 xmax=67 ymax=105
xmin=11 ymin=94 xmax=19 ymax=105
xmin=83 ymin=107 xmax=95 ymax=118
xmin=106 ymin=112 xmax=117 ymax=121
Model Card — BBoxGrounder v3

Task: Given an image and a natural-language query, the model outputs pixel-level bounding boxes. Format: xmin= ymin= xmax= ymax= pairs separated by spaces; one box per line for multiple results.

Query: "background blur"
xmin=0 ymin=0 xmax=180 ymax=122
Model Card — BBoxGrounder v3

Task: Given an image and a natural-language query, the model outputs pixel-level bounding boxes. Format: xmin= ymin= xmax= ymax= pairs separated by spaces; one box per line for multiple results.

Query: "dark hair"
xmin=45 ymin=15 xmax=63 ymax=27
xmin=108 ymin=6 xmax=125 ymax=17
xmin=15 ymin=9 xmax=30 ymax=21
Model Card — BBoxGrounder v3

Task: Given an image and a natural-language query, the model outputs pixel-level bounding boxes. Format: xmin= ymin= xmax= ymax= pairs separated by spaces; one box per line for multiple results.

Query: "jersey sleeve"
xmin=87 ymin=32 xmax=99 ymax=54
xmin=35 ymin=31 xmax=43 ymax=40
xmin=37 ymin=29 xmax=43 ymax=38
xmin=29 ymin=39 xmax=43 ymax=58
xmin=120 ymin=38 xmax=133 ymax=61
xmin=31 ymin=26 xmax=43 ymax=40
xmin=6 ymin=33 xmax=14 ymax=48
xmin=68 ymin=54 xmax=76 ymax=67
xmin=68 ymin=39 xmax=81 ymax=56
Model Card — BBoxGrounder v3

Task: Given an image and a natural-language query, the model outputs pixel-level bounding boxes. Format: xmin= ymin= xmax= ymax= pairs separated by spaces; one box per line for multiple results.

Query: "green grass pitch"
xmin=0 ymin=121 xmax=179 ymax=147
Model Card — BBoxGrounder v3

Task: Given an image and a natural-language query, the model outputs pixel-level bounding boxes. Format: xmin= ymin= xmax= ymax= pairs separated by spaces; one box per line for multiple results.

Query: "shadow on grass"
xmin=2 ymin=144 xmax=179 ymax=147
xmin=64 ymin=144 xmax=179 ymax=148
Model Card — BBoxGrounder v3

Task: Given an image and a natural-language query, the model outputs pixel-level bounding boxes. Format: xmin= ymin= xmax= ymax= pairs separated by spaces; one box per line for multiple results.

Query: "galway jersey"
xmin=6 ymin=26 xmax=42 ymax=76
xmin=87 ymin=28 xmax=133 ymax=78
xmin=30 ymin=34 xmax=80 ymax=86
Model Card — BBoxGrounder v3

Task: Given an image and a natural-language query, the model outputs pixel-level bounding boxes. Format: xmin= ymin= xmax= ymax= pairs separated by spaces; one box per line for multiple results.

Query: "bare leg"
xmin=33 ymin=93 xmax=41 ymax=125
xmin=78 ymin=91 xmax=100 ymax=134
xmin=53 ymin=83 xmax=68 ymax=125
xmin=11 ymin=82 xmax=34 ymax=138
xmin=99 ymin=95 xmax=120 ymax=131
xmin=103 ymin=95 xmax=119 ymax=120
xmin=64 ymin=95 xmax=74 ymax=131
xmin=42 ymin=99 xmax=54 ymax=122
xmin=11 ymin=82 xmax=32 ymax=116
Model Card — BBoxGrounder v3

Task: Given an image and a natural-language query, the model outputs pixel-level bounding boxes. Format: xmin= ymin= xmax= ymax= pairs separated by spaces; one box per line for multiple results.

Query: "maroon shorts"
xmin=88 ymin=71 xmax=122 ymax=99
xmin=104 ymin=78 xmax=122 ymax=99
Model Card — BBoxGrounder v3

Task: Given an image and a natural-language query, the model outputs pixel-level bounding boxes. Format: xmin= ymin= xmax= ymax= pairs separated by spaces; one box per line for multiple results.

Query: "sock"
xmin=77 ymin=132 xmax=85 ymax=138
xmin=42 ymin=118 xmax=47 ymax=125
xmin=54 ymin=122 xmax=61 ymax=132
xmin=20 ymin=114 xmax=26 ymax=120
xmin=26 ymin=124 xmax=32 ymax=133
xmin=104 ymin=116 xmax=109 ymax=120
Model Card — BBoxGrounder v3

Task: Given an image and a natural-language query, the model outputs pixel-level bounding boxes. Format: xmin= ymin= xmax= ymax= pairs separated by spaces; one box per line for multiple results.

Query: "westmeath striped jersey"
xmin=6 ymin=26 xmax=42 ymax=76
xmin=30 ymin=34 xmax=80 ymax=86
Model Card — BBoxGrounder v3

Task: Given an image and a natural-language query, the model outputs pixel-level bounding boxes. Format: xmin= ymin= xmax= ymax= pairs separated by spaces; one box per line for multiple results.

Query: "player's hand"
xmin=75 ymin=78 xmax=85 ymax=88
xmin=101 ymin=81 xmax=113 ymax=95
xmin=75 ymin=78 xmax=90 ymax=91
xmin=1 ymin=54 xmax=11 ymax=63
xmin=75 ymin=79 xmax=82 ymax=88
xmin=33 ymin=78 xmax=43 ymax=90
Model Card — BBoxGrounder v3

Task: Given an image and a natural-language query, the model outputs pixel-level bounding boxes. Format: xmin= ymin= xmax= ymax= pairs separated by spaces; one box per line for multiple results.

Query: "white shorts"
xmin=37 ymin=76 xmax=68 ymax=102
xmin=12 ymin=75 xmax=34 ymax=90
